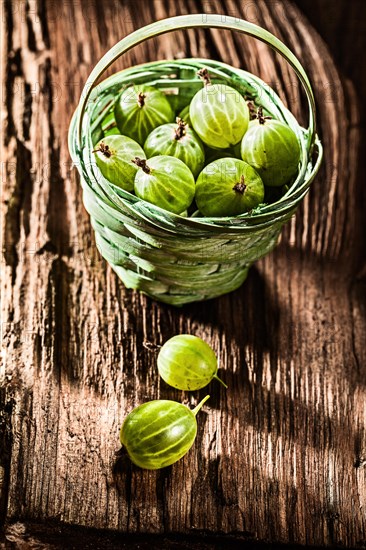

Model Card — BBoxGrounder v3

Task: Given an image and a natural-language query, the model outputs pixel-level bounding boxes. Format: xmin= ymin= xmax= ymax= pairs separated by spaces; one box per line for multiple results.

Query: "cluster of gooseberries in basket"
xmin=93 ymin=68 xmax=301 ymax=217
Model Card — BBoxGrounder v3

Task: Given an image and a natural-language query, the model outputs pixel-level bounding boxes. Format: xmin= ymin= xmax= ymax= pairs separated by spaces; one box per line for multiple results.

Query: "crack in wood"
xmin=0 ymin=390 xmax=14 ymax=527
xmin=3 ymin=139 xmax=33 ymax=282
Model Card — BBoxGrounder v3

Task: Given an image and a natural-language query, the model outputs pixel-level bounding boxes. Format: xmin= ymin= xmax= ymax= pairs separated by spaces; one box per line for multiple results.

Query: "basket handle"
xmin=76 ymin=14 xmax=317 ymax=149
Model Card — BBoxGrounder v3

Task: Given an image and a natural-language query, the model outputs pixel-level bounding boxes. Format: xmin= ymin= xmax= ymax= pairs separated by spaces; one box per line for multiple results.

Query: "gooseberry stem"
xmin=132 ymin=157 xmax=151 ymax=174
xmin=213 ymin=374 xmax=228 ymax=389
xmin=257 ymin=106 xmax=272 ymax=125
xmin=197 ymin=67 xmax=211 ymax=86
xmin=192 ymin=395 xmax=210 ymax=416
xmin=174 ymin=117 xmax=187 ymax=140
xmin=92 ymin=142 xmax=112 ymax=158
xmin=137 ymin=92 xmax=146 ymax=107
xmin=247 ymin=100 xmax=257 ymax=120
xmin=233 ymin=175 xmax=246 ymax=194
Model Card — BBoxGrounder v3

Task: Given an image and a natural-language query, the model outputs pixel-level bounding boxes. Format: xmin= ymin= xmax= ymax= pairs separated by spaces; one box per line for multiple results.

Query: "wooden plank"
xmin=0 ymin=520 xmax=332 ymax=549
xmin=1 ymin=0 xmax=365 ymax=546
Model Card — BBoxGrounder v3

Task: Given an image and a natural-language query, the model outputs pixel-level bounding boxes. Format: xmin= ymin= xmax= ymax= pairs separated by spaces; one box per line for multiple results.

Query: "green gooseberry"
xmin=92 ymin=135 xmax=145 ymax=192
xmin=230 ymin=141 xmax=243 ymax=158
xmin=144 ymin=118 xmax=205 ymax=178
xmin=114 ymin=85 xmax=174 ymax=145
xmin=101 ymin=110 xmax=120 ymax=137
xmin=164 ymin=89 xmax=195 ymax=114
xmin=120 ymin=396 xmax=210 ymax=470
xmin=264 ymin=184 xmax=289 ymax=204
xmin=241 ymin=107 xmax=301 ymax=187
xmin=157 ymin=334 xmax=227 ymax=391
xmin=189 ymin=68 xmax=249 ymax=149
xmin=133 ymin=156 xmax=195 ymax=214
xmin=204 ymin=141 xmax=242 ymax=165
xmin=178 ymin=104 xmax=191 ymax=125
xmin=104 ymin=127 xmax=121 ymax=137
xmin=195 ymin=157 xmax=264 ymax=217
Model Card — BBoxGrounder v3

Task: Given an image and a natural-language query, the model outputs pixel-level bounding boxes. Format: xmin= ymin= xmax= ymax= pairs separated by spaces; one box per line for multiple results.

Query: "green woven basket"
xmin=68 ymin=14 xmax=323 ymax=306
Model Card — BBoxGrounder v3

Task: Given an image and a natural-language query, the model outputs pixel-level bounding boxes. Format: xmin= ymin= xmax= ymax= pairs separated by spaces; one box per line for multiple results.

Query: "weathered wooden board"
xmin=1 ymin=0 xmax=365 ymax=547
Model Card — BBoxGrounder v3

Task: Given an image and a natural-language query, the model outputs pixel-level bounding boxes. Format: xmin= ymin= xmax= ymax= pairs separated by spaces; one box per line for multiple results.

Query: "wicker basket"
xmin=68 ymin=15 xmax=323 ymax=306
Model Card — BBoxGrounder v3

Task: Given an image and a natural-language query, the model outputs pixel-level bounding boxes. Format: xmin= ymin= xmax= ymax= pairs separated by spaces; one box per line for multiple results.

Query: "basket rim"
xmin=69 ymin=57 xmax=323 ymax=235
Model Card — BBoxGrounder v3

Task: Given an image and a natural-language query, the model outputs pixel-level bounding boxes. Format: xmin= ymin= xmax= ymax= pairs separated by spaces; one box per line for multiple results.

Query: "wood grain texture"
xmin=1 ymin=0 xmax=365 ymax=547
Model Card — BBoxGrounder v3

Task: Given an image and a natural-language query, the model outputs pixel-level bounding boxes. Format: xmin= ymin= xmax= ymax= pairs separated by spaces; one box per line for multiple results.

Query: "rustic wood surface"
xmin=1 ymin=0 xmax=365 ymax=548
